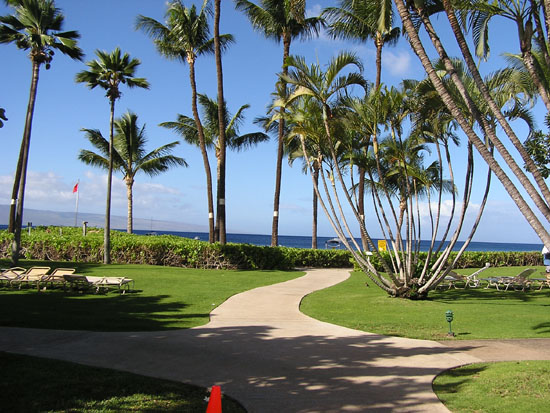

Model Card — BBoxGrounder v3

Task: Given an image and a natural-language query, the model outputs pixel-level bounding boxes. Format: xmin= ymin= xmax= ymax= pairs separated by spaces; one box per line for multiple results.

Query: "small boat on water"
xmin=325 ymin=238 xmax=342 ymax=249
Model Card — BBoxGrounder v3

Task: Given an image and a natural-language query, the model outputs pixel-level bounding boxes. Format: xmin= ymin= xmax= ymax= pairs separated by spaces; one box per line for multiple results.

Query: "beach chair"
xmin=439 ymin=264 xmax=490 ymax=289
xmin=40 ymin=268 xmax=76 ymax=290
xmin=484 ymin=268 xmax=535 ymax=291
xmin=86 ymin=276 xmax=135 ymax=294
xmin=63 ymin=274 xmax=134 ymax=294
xmin=0 ymin=267 xmax=26 ymax=287
xmin=9 ymin=267 xmax=51 ymax=289
xmin=531 ymin=271 xmax=550 ymax=290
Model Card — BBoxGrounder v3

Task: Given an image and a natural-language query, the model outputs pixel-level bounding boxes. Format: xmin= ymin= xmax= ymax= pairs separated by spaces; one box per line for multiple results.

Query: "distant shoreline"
xmin=1 ymin=225 xmax=540 ymax=252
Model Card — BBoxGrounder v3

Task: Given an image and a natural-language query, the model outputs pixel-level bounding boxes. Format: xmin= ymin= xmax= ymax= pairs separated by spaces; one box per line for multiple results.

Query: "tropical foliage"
xmin=75 ymin=48 xmax=149 ymax=263
xmin=137 ymin=0 xmax=233 ymax=244
xmin=236 ymin=0 xmax=324 ymax=246
xmin=0 ymin=0 xmax=83 ymax=264
xmin=79 ymin=111 xmax=187 ymax=234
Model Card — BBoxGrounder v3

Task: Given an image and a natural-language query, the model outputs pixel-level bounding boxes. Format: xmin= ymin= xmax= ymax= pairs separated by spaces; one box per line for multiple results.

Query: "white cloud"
xmin=306 ymin=3 xmax=322 ymax=18
xmin=0 ymin=170 xmax=191 ymax=222
xmin=382 ymin=50 xmax=412 ymax=77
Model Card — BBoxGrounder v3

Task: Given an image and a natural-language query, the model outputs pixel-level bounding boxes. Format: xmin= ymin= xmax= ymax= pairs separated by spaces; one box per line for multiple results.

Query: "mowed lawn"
xmin=300 ymin=267 xmax=550 ymax=340
xmin=0 ymin=260 xmax=303 ymax=331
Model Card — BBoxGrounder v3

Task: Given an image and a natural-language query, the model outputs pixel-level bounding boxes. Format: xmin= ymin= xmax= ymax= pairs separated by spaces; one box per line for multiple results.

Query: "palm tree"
xmin=75 ymin=48 xmax=149 ymax=264
xmin=0 ymin=0 xmax=83 ymax=263
xmin=323 ymin=0 xmax=399 ymax=89
xmin=284 ymin=96 xmax=331 ymax=249
xmin=79 ymin=111 xmax=187 ymax=233
xmin=323 ymin=0 xmax=399 ymax=243
xmin=393 ymin=0 xmax=550 ymax=248
xmin=235 ymin=0 xmax=323 ymax=246
xmin=136 ymin=0 xmax=233 ymax=244
xmin=161 ymin=94 xmax=269 ymax=232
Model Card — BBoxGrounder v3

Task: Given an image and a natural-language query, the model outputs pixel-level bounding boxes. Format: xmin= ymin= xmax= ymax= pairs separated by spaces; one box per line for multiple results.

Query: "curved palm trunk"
xmin=126 ymin=177 xmax=134 ymax=234
xmin=189 ymin=60 xmax=215 ymax=243
xmin=11 ymin=61 xmax=40 ymax=264
xmin=312 ymin=162 xmax=319 ymax=249
xmin=104 ymin=98 xmax=115 ymax=265
xmin=271 ymin=35 xmax=291 ymax=247
xmin=393 ymin=0 xmax=550 ymax=248
xmin=214 ymin=0 xmax=227 ymax=245
xmin=441 ymin=0 xmax=550 ymax=210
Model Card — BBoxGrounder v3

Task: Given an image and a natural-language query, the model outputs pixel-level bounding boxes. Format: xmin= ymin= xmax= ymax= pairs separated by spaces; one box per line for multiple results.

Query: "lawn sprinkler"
xmin=445 ymin=310 xmax=455 ymax=337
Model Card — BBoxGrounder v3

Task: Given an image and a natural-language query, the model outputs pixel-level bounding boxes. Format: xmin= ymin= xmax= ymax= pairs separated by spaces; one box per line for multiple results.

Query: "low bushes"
xmin=0 ymin=227 xmax=353 ymax=270
xmin=0 ymin=227 xmax=542 ymax=270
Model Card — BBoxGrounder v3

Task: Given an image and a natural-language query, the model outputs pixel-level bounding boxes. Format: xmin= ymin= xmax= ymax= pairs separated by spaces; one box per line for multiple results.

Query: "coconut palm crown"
xmin=79 ymin=112 xmax=187 ymax=233
xmin=0 ymin=0 xmax=83 ymax=264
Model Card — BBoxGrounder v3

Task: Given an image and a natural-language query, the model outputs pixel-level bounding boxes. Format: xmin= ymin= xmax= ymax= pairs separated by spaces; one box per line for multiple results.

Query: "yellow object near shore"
xmin=378 ymin=240 xmax=387 ymax=251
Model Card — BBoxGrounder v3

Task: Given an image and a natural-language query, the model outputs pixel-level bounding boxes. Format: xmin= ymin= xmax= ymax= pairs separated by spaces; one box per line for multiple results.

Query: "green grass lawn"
xmin=0 ymin=259 xmax=303 ymax=331
xmin=0 ymin=351 xmax=245 ymax=412
xmin=300 ymin=267 xmax=550 ymax=340
xmin=433 ymin=361 xmax=550 ymax=412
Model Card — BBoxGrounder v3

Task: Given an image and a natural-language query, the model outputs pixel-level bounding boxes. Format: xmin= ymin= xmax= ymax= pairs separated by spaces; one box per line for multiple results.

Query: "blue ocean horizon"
xmin=4 ymin=224 xmax=540 ymax=252
xmin=132 ymin=229 xmax=542 ymax=252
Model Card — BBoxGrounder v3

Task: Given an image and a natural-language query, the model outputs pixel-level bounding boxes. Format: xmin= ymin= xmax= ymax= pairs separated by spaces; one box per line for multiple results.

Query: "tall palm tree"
xmin=235 ymin=0 xmax=323 ymax=246
xmin=161 ymin=94 xmax=269 ymax=231
xmin=323 ymin=0 xmax=399 ymax=241
xmin=323 ymin=0 xmax=400 ymax=89
xmin=393 ymin=0 xmax=550 ymax=248
xmin=75 ymin=48 xmax=149 ymax=264
xmin=136 ymin=0 xmax=233 ymax=244
xmin=79 ymin=112 xmax=187 ymax=234
xmin=284 ymin=96 xmax=330 ymax=249
xmin=0 ymin=0 xmax=83 ymax=263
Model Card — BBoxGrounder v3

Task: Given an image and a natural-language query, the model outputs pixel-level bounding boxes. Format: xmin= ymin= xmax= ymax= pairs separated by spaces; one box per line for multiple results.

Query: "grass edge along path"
xmin=433 ymin=360 xmax=550 ymax=412
xmin=0 ymin=351 xmax=246 ymax=412
xmin=300 ymin=268 xmax=550 ymax=340
xmin=0 ymin=260 xmax=303 ymax=331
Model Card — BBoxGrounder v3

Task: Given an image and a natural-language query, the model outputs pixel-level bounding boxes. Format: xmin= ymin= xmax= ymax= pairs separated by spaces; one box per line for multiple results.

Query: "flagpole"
xmin=74 ymin=180 xmax=79 ymax=227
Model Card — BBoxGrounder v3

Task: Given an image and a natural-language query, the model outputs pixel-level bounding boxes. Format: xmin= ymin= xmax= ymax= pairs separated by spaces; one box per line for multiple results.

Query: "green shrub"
xmin=0 ymin=227 xmax=353 ymax=270
xmin=0 ymin=227 xmax=541 ymax=270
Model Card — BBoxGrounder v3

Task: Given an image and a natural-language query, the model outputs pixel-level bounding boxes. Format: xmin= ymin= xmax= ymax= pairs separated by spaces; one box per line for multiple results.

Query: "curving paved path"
xmin=0 ymin=268 xmax=500 ymax=412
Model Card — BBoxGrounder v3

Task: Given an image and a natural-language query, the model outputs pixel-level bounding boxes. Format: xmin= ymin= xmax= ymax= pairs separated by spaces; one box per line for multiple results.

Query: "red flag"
xmin=72 ymin=182 xmax=79 ymax=193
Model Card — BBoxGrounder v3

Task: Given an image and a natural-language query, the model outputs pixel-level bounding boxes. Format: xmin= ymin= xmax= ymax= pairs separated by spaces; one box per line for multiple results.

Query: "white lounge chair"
xmin=64 ymin=274 xmax=134 ymax=294
xmin=484 ymin=268 xmax=536 ymax=291
xmin=8 ymin=266 xmax=51 ymax=289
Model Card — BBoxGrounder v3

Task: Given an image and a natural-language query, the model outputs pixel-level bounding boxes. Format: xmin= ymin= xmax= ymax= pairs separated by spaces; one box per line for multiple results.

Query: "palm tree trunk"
xmin=441 ymin=1 xmax=550 ymax=213
xmin=189 ymin=60 xmax=215 ymax=243
xmin=11 ymin=61 xmax=40 ymax=265
xmin=312 ymin=162 xmax=319 ymax=249
xmin=8 ymin=130 xmax=26 ymax=233
xmin=104 ymin=98 xmax=115 ymax=265
xmin=394 ymin=0 xmax=550 ymax=248
xmin=214 ymin=0 xmax=227 ymax=245
xmin=126 ymin=177 xmax=134 ymax=234
xmin=419 ymin=2 xmax=550 ymax=223
xmin=271 ymin=35 xmax=291 ymax=247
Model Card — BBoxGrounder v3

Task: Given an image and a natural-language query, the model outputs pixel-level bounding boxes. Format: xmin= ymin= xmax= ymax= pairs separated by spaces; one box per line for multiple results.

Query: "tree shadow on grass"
xmin=429 ymin=288 xmax=544 ymax=303
xmin=0 ymin=290 xmax=206 ymax=331
xmin=532 ymin=322 xmax=550 ymax=334
xmin=0 ymin=352 xmax=246 ymax=413
xmin=432 ymin=364 xmax=488 ymax=395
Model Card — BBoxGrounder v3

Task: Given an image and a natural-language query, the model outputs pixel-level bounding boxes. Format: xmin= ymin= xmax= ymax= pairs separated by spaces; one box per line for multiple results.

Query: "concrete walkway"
xmin=0 ymin=268 xmax=495 ymax=412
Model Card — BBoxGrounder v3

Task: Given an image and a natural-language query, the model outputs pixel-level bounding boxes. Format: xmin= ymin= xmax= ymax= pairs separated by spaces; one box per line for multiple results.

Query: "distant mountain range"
xmin=0 ymin=205 xmax=207 ymax=232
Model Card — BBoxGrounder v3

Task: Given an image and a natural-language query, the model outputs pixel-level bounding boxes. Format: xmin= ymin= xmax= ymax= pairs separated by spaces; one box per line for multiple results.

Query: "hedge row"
xmin=0 ymin=228 xmax=353 ymax=270
xmin=0 ymin=228 xmax=542 ymax=270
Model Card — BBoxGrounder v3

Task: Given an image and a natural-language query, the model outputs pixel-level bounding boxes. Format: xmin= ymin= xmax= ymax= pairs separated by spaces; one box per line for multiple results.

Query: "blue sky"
xmin=0 ymin=0 xmax=545 ymax=243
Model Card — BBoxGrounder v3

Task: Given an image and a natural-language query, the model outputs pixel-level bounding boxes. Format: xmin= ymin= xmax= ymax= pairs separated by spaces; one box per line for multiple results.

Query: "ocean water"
xmin=5 ymin=224 xmax=540 ymax=252
xmin=132 ymin=229 xmax=542 ymax=252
